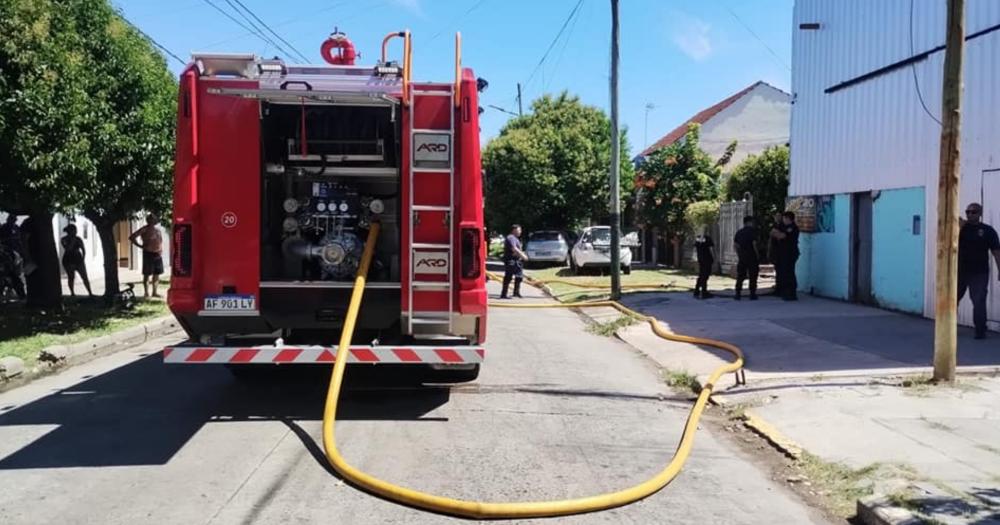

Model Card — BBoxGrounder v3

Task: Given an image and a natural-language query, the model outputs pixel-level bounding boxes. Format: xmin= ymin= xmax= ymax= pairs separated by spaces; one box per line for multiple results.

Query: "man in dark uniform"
xmin=500 ymin=224 xmax=528 ymax=299
xmin=767 ymin=212 xmax=783 ymax=296
xmin=770 ymin=211 xmax=800 ymax=301
xmin=733 ymin=216 xmax=759 ymax=301
xmin=958 ymin=202 xmax=1000 ymax=339
xmin=693 ymin=230 xmax=715 ymax=299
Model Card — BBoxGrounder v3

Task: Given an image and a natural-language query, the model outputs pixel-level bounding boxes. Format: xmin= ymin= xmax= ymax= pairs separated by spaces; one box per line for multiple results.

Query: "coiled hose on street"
xmin=322 ymin=224 xmax=744 ymax=519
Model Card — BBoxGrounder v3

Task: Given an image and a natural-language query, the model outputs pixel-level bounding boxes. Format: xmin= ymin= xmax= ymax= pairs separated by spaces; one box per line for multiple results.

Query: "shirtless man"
xmin=130 ymin=214 xmax=164 ymax=297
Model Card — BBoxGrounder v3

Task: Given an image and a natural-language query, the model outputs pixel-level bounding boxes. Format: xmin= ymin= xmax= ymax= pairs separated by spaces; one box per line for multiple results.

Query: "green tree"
xmin=635 ymin=123 xmax=721 ymax=265
xmin=684 ymin=200 xmax=720 ymax=232
xmin=71 ymin=1 xmax=177 ymax=301
xmin=0 ymin=0 xmax=97 ymax=308
xmin=724 ymin=145 xmax=789 ymax=261
xmin=483 ymin=92 xmax=634 ymax=235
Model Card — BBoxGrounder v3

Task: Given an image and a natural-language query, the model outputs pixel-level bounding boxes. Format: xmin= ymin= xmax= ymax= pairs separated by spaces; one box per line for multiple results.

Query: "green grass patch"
xmin=0 ymin=298 xmax=170 ymax=367
xmin=585 ymin=315 xmax=639 ymax=337
xmin=795 ymin=454 xmax=918 ymax=518
xmin=663 ymin=369 xmax=701 ymax=394
xmin=527 ymin=266 xmax=737 ymax=303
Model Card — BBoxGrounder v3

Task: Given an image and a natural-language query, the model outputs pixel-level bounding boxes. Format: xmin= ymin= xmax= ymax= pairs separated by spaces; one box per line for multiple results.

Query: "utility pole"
xmin=609 ymin=0 xmax=622 ymax=300
xmin=516 ymin=83 xmax=523 ymax=116
xmin=933 ymin=0 xmax=965 ymax=383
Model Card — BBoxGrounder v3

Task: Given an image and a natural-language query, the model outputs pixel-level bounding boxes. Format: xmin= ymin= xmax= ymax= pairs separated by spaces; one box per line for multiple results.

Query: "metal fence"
xmin=716 ymin=197 xmax=753 ymax=275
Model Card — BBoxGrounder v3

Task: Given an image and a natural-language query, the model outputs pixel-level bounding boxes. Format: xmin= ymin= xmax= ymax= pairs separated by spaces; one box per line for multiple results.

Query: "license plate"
xmin=203 ymin=294 xmax=256 ymax=311
xmin=535 ymin=251 xmax=551 ymax=256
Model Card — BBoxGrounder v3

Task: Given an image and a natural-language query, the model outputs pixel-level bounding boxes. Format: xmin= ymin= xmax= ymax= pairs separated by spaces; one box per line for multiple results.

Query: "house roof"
xmin=639 ymin=81 xmax=787 ymax=157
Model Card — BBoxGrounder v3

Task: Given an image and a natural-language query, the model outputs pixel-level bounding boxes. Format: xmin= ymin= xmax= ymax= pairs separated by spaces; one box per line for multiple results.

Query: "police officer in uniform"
xmin=733 ymin=216 xmax=759 ymax=301
xmin=500 ymin=224 xmax=528 ymax=299
xmin=958 ymin=202 xmax=1000 ymax=339
xmin=693 ymin=229 xmax=715 ymax=299
xmin=770 ymin=211 xmax=800 ymax=301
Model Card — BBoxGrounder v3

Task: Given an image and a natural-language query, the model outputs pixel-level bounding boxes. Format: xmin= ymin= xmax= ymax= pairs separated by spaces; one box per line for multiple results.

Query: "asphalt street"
xmin=0 ymin=283 xmax=832 ymax=524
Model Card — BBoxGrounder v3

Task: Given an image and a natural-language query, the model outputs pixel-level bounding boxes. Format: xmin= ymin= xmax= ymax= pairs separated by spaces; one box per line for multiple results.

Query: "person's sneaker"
xmin=498 ymin=295 xmax=509 ymax=300
xmin=693 ymin=291 xmax=701 ymax=299
xmin=975 ymin=331 xmax=987 ymax=340
xmin=734 ymin=294 xmax=742 ymax=301
xmin=513 ymin=293 xmax=523 ymax=298
xmin=702 ymin=292 xmax=715 ymax=299
xmin=749 ymin=294 xmax=759 ymax=301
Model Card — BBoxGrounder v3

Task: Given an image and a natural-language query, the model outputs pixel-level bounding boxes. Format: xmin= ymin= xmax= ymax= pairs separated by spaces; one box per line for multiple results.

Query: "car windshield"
xmin=529 ymin=231 xmax=562 ymax=242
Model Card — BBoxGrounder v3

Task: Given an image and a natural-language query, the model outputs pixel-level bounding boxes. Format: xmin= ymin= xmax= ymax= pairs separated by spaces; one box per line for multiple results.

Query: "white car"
xmin=570 ymin=226 xmax=633 ymax=275
xmin=525 ymin=230 xmax=571 ymax=266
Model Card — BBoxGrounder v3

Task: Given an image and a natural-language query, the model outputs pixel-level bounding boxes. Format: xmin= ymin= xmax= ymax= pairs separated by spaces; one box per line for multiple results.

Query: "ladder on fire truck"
xmin=406 ymin=34 xmax=462 ymax=338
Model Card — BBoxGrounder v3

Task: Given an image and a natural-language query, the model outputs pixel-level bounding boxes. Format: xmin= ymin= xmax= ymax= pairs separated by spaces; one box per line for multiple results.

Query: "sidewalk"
xmin=60 ymin=268 xmax=168 ymax=297
xmin=615 ymin=291 xmax=1000 ymax=524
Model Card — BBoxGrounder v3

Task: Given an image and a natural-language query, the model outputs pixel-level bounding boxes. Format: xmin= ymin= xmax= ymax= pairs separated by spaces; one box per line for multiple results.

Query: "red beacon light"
xmin=320 ymin=29 xmax=357 ymax=65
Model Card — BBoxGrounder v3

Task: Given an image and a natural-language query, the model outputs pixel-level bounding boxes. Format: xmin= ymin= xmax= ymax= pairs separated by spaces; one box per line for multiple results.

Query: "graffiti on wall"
xmin=785 ymin=195 xmax=835 ymax=233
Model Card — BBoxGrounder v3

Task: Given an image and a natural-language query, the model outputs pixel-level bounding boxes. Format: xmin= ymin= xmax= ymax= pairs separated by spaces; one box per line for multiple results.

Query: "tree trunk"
xmin=671 ymin=235 xmax=682 ymax=268
xmin=25 ymin=212 xmax=62 ymax=309
xmin=89 ymin=214 xmax=120 ymax=302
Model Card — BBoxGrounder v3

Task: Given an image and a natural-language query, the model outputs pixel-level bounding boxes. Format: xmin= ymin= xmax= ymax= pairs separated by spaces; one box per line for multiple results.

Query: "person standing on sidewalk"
xmin=129 ymin=214 xmax=164 ymax=298
xmin=500 ymin=224 xmax=528 ymax=299
xmin=770 ymin=211 xmax=800 ymax=301
xmin=693 ymin=229 xmax=715 ymax=299
xmin=958 ymin=202 xmax=1000 ymax=339
xmin=733 ymin=216 xmax=759 ymax=301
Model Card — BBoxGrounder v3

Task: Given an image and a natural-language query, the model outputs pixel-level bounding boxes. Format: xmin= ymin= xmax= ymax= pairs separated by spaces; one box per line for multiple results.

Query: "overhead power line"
xmin=429 ymin=0 xmax=490 ymax=42
xmin=721 ymin=3 xmax=791 ymax=71
xmin=229 ymin=0 xmax=311 ymax=63
xmin=201 ymin=0 xmax=298 ymax=61
xmin=523 ymin=0 xmax=585 ymax=90
xmin=117 ymin=11 xmax=186 ymax=66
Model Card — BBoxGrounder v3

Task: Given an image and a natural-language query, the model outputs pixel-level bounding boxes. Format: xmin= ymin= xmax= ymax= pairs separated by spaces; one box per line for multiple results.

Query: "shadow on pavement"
xmin=0 ymin=353 xmax=451 ymax=470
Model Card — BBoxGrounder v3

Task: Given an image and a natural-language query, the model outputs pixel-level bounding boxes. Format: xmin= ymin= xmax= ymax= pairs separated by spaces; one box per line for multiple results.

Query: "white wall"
xmin=700 ymin=82 xmax=791 ymax=169
xmin=791 ymin=0 xmax=1000 ymax=328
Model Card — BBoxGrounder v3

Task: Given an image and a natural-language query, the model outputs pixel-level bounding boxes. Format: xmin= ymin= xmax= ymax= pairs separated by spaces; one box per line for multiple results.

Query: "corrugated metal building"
xmin=790 ymin=0 xmax=1000 ymax=331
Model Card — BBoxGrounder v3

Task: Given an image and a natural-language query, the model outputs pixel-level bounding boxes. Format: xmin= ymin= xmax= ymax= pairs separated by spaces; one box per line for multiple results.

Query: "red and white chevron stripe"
xmin=163 ymin=345 xmax=485 ymax=364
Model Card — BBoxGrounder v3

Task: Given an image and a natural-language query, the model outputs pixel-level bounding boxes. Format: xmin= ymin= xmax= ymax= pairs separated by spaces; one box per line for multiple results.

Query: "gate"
xmin=717 ymin=196 xmax=753 ymax=275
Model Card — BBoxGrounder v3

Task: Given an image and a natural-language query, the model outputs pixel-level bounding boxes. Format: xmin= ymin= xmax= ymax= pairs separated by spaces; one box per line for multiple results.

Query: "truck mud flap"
xmin=163 ymin=345 xmax=484 ymax=364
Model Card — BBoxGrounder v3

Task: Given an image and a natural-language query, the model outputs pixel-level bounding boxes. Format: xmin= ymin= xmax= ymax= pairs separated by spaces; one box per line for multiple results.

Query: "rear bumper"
xmin=526 ymin=252 xmax=568 ymax=262
xmin=164 ymin=344 xmax=485 ymax=364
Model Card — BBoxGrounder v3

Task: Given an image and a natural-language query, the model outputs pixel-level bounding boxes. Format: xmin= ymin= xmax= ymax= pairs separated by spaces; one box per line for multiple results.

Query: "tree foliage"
xmin=0 ymin=0 xmax=177 ymax=305
xmin=725 ymin=145 xmax=789 ymax=223
xmin=684 ymin=200 xmax=720 ymax=231
xmin=634 ymin=124 xmax=721 ymax=238
xmin=483 ymin=92 xmax=634 ymax=234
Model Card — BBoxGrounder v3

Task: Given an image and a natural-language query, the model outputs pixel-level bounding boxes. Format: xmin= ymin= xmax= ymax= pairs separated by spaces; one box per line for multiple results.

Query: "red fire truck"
xmin=164 ymin=31 xmax=487 ymax=380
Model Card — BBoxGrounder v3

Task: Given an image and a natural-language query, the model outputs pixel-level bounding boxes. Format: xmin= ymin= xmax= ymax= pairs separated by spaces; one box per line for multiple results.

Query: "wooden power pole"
xmin=609 ymin=0 xmax=622 ymax=300
xmin=516 ymin=83 xmax=523 ymax=116
xmin=933 ymin=0 xmax=965 ymax=383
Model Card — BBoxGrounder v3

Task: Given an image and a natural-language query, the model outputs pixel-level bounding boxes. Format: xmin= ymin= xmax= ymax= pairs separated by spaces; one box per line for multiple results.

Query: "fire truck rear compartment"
xmin=257 ymin=102 xmax=402 ymax=341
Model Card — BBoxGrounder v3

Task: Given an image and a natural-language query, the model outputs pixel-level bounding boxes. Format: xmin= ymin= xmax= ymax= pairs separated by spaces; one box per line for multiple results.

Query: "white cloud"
xmin=672 ymin=16 xmax=713 ymax=61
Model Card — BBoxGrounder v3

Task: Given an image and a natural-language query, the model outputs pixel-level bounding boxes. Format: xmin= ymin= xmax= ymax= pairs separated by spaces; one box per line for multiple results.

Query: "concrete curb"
xmin=37 ymin=315 xmax=180 ymax=367
xmin=742 ymin=409 xmax=803 ymax=459
xmin=0 ymin=315 xmax=182 ymax=394
xmin=856 ymin=495 xmax=923 ymax=525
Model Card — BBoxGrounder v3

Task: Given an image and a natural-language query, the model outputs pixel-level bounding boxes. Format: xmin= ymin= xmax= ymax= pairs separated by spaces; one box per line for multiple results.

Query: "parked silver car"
xmin=525 ymin=230 xmax=571 ymax=266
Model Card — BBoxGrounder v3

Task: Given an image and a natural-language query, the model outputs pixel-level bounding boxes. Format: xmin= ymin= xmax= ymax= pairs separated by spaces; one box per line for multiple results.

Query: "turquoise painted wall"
xmin=796 ymin=194 xmax=850 ymax=299
xmin=871 ymin=187 xmax=925 ymax=313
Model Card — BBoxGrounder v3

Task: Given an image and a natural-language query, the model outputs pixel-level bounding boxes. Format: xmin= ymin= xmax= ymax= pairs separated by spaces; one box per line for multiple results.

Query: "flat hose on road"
xmin=322 ymin=226 xmax=745 ymax=519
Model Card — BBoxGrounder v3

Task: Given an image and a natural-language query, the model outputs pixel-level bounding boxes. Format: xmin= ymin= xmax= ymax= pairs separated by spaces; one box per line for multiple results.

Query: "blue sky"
xmin=116 ymin=0 xmax=793 ymax=155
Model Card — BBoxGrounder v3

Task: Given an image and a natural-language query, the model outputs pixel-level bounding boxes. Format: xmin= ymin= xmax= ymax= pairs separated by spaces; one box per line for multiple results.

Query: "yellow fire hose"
xmin=322 ymin=224 xmax=745 ymax=519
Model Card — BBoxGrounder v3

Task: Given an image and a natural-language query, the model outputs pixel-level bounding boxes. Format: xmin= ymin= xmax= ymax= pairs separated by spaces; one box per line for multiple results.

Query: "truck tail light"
xmin=460 ymin=227 xmax=481 ymax=279
xmin=172 ymin=223 xmax=193 ymax=277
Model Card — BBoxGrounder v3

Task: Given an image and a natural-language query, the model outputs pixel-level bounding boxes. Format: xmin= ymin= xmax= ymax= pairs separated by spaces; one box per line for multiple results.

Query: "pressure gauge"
xmin=369 ymin=199 xmax=385 ymax=214
xmin=283 ymin=198 xmax=299 ymax=213
xmin=282 ymin=217 xmax=299 ymax=232
xmin=316 ymin=202 xmax=327 ymax=212
xmin=339 ymin=201 xmax=349 ymax=212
